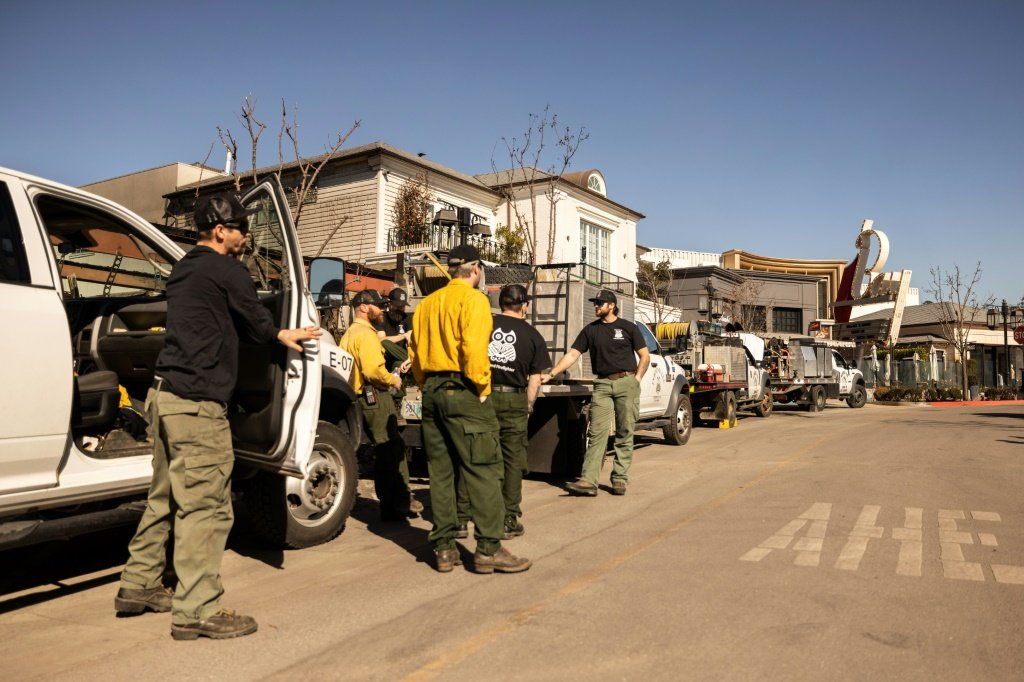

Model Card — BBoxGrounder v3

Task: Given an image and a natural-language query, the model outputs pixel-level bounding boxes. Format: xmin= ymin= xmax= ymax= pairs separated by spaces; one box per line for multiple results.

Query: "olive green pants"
xmin=580 ymin=375 xmax=640 ymax=486
xmin=120 ymin=387 xmax=234 ymax=626
xmin=359 ymin=391 xmax=411 ymax=517
xmin=457 ymin=390 xmax=528 ymax=523
xmin=421 ymin=376 xmax=503 ymax=555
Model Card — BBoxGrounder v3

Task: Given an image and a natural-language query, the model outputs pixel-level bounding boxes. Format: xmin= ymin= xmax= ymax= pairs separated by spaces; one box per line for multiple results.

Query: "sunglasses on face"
xmin=223 ymin=218 xmax=249 ymax=233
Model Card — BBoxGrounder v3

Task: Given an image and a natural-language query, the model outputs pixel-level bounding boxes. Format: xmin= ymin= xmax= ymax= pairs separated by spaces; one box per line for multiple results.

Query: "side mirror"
xmin=309 ymin=257 xmax=347 ymax=307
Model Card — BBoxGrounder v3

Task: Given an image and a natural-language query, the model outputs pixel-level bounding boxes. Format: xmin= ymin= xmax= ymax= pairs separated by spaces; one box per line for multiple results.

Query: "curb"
xmin=928 ymin=400 xmax=1024 ymax=407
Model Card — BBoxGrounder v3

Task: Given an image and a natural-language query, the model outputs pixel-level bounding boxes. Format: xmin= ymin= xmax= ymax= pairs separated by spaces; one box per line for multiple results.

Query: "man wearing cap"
xmin=116 ymin=192 xmax=322 ymax=640
xmin=340 ymin=290 xmax=411 ymax=521
xmin=376 ymin=288 xmax=413 ymax=349
xmin=544 ymin=289 xmax=648 ymax=497
xmin=484 ymin=284 xmax=551 ymax=538
xmin=409 ymin=245 xmax=532 ymax=574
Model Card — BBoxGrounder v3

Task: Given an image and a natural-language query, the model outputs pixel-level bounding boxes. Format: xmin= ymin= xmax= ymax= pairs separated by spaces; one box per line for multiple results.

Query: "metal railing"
xmin=386 ymin=225 xmax=530 ymax=265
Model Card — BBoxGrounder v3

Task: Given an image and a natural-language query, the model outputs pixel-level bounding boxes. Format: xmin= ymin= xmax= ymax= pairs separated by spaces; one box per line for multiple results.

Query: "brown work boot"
xmin=454 ymin=522 xmax=469 ymax=539
xmin=434 ymin=547 xmax=462 ymax=573
xmin=408 ymin=498 xmax=425 ymax=514
xmin=114 ymin=586 xmax=173 ymax=615
xmin=473 ymin=546 xmax=532 ymax=574
xmin=502 ymin=518 xmax=525 ymax=540
xmin=611 ymin=480 xmax=627 ymax=496
xmin=170 ymin=609 xmax=258 ymax=640
xmin=566 ymin=480 xmax=598 ymax=496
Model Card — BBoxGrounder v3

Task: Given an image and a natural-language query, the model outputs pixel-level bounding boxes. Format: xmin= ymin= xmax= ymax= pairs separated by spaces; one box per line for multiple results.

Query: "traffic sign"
xmin=1014 ymin=325 xmax=1024 ymax=345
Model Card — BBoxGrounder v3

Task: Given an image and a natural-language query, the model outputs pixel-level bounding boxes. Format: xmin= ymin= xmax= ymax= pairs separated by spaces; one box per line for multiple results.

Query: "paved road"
xmin=3 ymin=402 xmax=1024 ymax=680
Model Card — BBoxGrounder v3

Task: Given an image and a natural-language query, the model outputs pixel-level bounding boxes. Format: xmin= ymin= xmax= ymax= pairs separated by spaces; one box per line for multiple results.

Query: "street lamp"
xmin=986 ymin=299 xmax=1022 ymax=386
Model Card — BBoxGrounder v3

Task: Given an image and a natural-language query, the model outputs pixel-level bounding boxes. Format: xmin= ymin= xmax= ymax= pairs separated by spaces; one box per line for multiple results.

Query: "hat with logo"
xmin=388 ymin=288 xmax=409 ymax=305
xmin=499 ymin=284 xmax=532 ymax=306
xmin=351 ymin=289 xmax=386 ymax=307
xmin=588 ymin=289 xmax=618 ymax=305
xmin=447 ymin=244 xmax=481 ymax=266
xmin=194 ymin=192 xmax=258 ymax=230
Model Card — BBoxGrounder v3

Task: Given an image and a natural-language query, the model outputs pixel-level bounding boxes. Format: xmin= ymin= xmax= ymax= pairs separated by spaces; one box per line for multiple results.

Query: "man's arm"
xmin=225 ymin=264 xmax=320 ymax=350
xmin=542 ymin=348 xmax=582 ymax=384
xmin=635 ymin=346 xmax=650 ymax=381
xmin=461 ymin=292 xmax=494 ymax=397
xmin=527 ymin=373 xmax=543 ymax=412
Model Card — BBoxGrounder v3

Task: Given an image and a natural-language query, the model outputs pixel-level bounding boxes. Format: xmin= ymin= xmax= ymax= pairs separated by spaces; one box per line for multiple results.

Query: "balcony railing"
xmin=386 ymin=225 xmax=530 ymax=265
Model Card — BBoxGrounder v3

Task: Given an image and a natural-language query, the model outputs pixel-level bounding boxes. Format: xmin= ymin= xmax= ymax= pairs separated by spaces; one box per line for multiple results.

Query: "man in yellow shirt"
xmin=340 ymin=290 xmax=410 ymax=521
xmin=409 ymin=245 xmax=531 ymax=574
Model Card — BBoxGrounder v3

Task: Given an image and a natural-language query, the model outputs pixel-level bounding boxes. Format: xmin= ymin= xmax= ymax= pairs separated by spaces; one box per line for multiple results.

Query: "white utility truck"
xmin=0 ymin=167 xmax=361 ymax=550
xmin=763 ymin=336 xmax=868 ymax=411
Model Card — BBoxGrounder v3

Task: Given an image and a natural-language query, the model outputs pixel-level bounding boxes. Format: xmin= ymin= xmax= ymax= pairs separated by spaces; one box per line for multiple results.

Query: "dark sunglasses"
xmin=223 ymin=218 xmax=250 ymax=233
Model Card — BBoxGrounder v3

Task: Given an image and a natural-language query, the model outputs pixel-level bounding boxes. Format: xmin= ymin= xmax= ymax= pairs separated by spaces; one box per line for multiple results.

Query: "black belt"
xmin=491 ymin=385 xmax=525 ymax=393
xmin=426 ymin=372 xmax=464 ymax=380
xmin=597 ymin=371 xmax=630 ymax=380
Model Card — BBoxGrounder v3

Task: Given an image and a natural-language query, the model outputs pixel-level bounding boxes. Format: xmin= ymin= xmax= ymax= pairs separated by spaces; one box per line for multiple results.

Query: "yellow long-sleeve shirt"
xmin=339 ymin=318 xmax=394 ymax=394
xmin=409 ymin=277 xmax=493 ymax=396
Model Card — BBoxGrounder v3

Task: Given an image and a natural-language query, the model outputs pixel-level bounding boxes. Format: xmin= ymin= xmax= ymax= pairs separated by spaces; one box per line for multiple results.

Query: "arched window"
xmin=587 ymin=173 xmax=605 ymax=195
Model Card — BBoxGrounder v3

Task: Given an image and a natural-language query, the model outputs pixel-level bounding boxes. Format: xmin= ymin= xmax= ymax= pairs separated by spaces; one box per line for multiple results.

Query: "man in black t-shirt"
xmin=545 ymin=289 xmax=649 ymax=497
xmin=376 ymin=287 xmax=413 ymax=350
xmin=484 ymin=284 xmax=551 ymax=538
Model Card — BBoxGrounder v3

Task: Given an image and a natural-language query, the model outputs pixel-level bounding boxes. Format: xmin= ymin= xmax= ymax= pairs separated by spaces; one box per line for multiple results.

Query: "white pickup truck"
xmin=0 ymin=167 xmax=362 ymax=550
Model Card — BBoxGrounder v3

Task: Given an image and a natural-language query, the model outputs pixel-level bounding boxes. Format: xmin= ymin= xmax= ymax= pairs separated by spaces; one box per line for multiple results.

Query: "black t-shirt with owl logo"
xmin=489 ymin=314 xmax=552 ymax=388
xmin=571 ymin=317 xmax=645 ymax=377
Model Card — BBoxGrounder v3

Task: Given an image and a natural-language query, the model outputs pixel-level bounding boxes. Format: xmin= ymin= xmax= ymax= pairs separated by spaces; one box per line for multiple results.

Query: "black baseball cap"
xmin=351 ymin=289 xmax=386 ymax=307
xmin=499 ymin=284 xmax=531 ymax=306
xmin=388 ymin=288 xmax=409 ymax=305
xmin=194 ymin=192 xmax=258 ymax=230
xmin=589 ymin=289 xmax=618 ymax=305
xmin=448 ymin=244 xmax=481 ymax=266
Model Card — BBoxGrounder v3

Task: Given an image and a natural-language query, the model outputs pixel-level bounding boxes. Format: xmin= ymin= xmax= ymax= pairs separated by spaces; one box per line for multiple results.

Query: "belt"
xmin=491 ymin=385 xmax=525 ymax=393
xmin=152 ymin=376 xmax=165 ymax=391
xmin=426 ymin=372 xmax=464 ymax=380
xmin=597 ymin=371 xmax=630 ymax=380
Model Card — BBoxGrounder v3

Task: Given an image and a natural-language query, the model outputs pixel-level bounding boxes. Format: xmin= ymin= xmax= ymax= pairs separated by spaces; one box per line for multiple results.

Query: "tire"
xmin=846 ymin=384 xmax=867 ymax=409
xmin=663 ymin=394 xmax=693 ymax=445
xmin=725 ymin=391 xmax=738 ymax=427
xmin=808 ymin=385 xmax=826 ymax=413
xmin=753 ymin=391 xmax=773 ymax=418
xmin=244 ymin=420 xmax=358 ymax=549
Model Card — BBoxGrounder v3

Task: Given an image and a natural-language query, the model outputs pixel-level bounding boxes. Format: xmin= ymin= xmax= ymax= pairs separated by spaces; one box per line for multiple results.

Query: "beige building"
xmin=81 ymin=162 xmax=226 ymax=224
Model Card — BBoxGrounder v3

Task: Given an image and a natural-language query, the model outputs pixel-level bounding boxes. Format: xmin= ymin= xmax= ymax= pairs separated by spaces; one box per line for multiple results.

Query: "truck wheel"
xmin=725 ymin=391 xmax=738 ymax=427
xmin=244 ymin=420 xmax=357 ymax=549
xmin=754 ymin=392 xmax=773 ymax=418
xmin=663 ymin=394 xmax=692 ymax=445
xmin=846 ymin=384 xmax=867 ymax=409
xmin=809 ymin=385 xmax=827 ymax=413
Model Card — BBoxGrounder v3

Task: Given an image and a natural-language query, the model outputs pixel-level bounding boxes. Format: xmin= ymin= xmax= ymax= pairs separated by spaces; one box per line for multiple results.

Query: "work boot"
xmin=434 ymin=547 xmax=462 ymax=573
xmin=408 ymin=498 xmax=425 ymax=514
xmin=502 ymin=518 xmax=525 ymax=539
xmin=454 ymin=522 xmax=469 ymax=539
xmin=114 ymin=586 xmax=173 ymax=615
xmin=473 ymin=546 xmax=532 ymax=574
xmin=170 ymin=609 xmax=258 ymax=640
xmin=611 ymin=480 xmax=627 ymax=496
xmin=566 ymin=480 xmax=598 ymax=496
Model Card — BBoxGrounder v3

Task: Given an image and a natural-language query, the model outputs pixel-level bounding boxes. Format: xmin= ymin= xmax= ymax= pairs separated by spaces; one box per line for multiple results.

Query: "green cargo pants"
xmin=120 ymin=387 xmax=234 ymax=626
xmin=359 ymin=390 xmax=411 ymax=517
xmin=456 ymin=390 xmax=528 ymax=524
xmin=580 ymin=375 xmax=640 ymax=486
xmin=421 ymin=375 xmax=504 ymax=555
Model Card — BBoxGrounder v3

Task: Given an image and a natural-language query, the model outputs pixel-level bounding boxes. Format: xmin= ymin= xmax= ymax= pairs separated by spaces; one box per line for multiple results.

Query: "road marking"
xmin=835 ymin=505 xmax=883 ymax=571
xmin=742 ymin=505 xmax=1024 ymax=585
xmin=894 ymin=507 xmax=923 ymax=577
xmin=740 ymin=503 xmax=832 ymax=566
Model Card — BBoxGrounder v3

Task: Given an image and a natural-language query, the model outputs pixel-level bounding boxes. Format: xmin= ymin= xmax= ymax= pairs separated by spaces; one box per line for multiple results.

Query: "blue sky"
xmin=2 ymin=1 xmax=1022 ymax=302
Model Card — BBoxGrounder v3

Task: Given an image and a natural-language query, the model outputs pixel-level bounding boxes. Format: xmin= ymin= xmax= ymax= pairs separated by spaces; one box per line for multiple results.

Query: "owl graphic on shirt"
xmin=489 ymin=328 xmax=517 ymax=364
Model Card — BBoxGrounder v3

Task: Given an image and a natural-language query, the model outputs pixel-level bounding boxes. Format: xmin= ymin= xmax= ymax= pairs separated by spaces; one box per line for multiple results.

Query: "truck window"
xmin=0 ymin=182 xmax=31 ymax=284
xmin=241 ymin=193 xmax=291 ymax=293
xmin=36 ymin=195 xmax=171 ymax=299
xmin=635 ymin=321 xmax=661 ymax=355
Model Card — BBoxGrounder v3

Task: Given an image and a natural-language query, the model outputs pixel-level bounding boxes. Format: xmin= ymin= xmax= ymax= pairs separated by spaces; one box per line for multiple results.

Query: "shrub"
xmin=873 ymin=385 xmax=891 ymax=401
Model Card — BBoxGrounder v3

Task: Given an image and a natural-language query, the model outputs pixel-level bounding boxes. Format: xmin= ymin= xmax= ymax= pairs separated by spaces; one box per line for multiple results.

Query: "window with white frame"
xmin=580 ymin=220 xmax=610 ymax=271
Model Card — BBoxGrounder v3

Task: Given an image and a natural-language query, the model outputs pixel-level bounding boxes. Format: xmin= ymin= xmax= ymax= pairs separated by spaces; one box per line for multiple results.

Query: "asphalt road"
xmin=3 ymin=402 xmax=1024 ymax=681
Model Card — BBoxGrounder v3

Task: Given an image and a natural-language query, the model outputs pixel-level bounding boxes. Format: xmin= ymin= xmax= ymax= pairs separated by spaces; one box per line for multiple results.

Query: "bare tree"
xmin=929 ymin=262 xmax=992 ymax=394
xmin=490 ymin=106 xmax=588 ymax=264
xmin=725 ymin=278 xmax=774 ymax=334
xmin=215 ymin=95 xmax=361 ymax=229
xmin=637 ymin=259 xmax=673 ymax=325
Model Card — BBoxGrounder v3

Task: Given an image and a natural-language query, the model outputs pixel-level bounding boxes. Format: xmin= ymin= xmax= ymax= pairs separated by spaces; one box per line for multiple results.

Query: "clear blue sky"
xmin=3 ymin=1 xmax=1022 ymax=303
